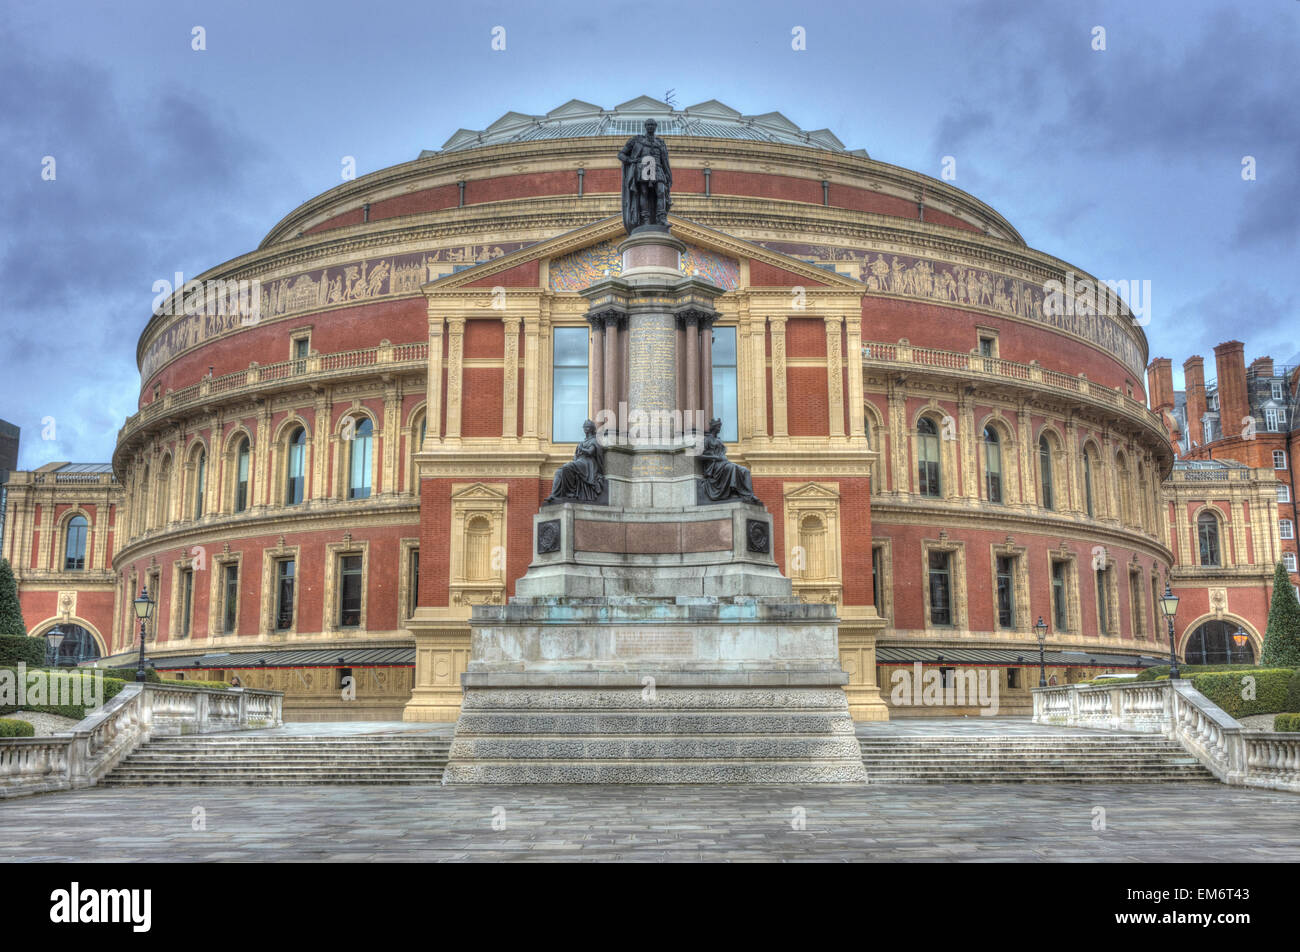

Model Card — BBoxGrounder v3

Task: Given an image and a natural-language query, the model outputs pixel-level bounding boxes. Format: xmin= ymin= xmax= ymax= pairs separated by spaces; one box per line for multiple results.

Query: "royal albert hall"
xmin=12 ymin=96 xmax=1282 ymax=722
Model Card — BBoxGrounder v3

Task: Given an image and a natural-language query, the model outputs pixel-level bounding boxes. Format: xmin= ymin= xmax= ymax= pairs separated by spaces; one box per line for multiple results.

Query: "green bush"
xmin=0 ymin=635 xmax=45 ymax=667
xmin=1263 ymin=562 xmax=1300 ymax=667
xmin=1191 ymin=669 xmax=1294 ymax=718
xmin=1135 ymin=663 xmax=1266 ymax=682
xmin=100 ymin=667 xmax=162 ymax=683
xmin=0 ymin=558 xmax=25 ymax=637
xmin=1287 ymin=670 xmax=1300 ymax=714
xmin=1274 ymin=714 xmax=1300 ymax=733
xmin=160 ymin=678 xmax=231 ymax=690
xmin=0 ymin=717 xmax=35 ymax=738
xmin=0 ymin=667 xmax=126 ymax=720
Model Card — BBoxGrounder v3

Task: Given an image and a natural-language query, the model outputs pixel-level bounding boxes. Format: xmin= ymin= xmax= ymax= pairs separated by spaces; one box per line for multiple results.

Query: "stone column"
xmin=700 ymin=314 xmax=714 ymax=427
xmin=587 ymin=313 xmax=605 ymax=422
xmin=445 ymin=318 xmax=465 ymax=442
xmin=426 ymin=315 xmax=444 ymax=444
xmin=684 ymin=312 xmax=699 ymax=432
xmin=502 ymin=317 xmax=520 ymax=439
xmin=604 ymin=312 xmax=621 ymax=430
xmin=770 ymin=316 xmax=788 ymax=438
xmin=826 ymin=315 xmax=845 ymax=438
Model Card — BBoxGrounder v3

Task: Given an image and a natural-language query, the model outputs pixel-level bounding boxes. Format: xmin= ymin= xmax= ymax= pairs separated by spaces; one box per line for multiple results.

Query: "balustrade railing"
xmin=0 ymin=682 xmax=282 ymax=799
xmin=1034 ymin=679 xmax=1300 ymax=792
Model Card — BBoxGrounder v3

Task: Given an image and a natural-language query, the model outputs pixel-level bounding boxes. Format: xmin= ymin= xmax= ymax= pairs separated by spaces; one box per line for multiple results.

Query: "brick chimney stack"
xmin=1184 ymin=356 xmax=1207 ymax=447
xmin=1147 ymin=358 xmax=1178 ymax=443
xmin=1249 ymin=356 xmax=1274 ymax=379
xmin=1214 ymin=340 xmax=1249 ymax=442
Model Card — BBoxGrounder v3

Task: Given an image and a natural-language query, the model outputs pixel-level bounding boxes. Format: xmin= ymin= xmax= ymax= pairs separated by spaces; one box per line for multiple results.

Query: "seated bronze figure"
xmin=699 ymin=418 xmax=759 ymax=504
xmin=545 ymin=419 xmax=606 ymax=504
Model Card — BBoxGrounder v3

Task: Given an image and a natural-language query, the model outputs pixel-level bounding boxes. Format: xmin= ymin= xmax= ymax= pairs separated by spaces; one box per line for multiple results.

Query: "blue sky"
xmin=2 ymin=0 xmax=1296 ymax=469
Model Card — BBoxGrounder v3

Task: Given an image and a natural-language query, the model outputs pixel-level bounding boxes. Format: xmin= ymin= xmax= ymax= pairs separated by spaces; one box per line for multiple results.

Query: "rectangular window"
xmin=222 ymin=563 xmax=238 ymax=635
xmin=1282 ymin=520 xmax=1295 ymax=540
xmin=979 ymin=337 xmax=994 ymax=358
xmin=871 ymin=546 xmax=883 ymax=614
xmin=928 ymin=550 xmax=952 ymax=626
xmin=1007 ymin=668 xmax=1020 ymax=689
xmin=339 ymin=554 xmax=363 ymax=627
xmin=711 ymin=326 xmax=738 ymax=442
xmin=995 ymin=555 xmax=1015 ymax=628
xmin=1280 ymin=484 xmax=1291 ymax=504
xmin=276 ymin=559 xmax=295 ymax=630
xmin=1284 ymin=552 xmax=1297 ymax=573
xmin=1129 ymin=572 xmax=1145 ymax=638
xmin=1273 ymin=381 xmax=1285 ymax=401
xmin=1096 ymin=568 xmax=1111 ymax=634
xmin=408 ymin=548 xmax=420 ymax=619
xmin=1052 ymin=561 xmax=1068 ymax=631
xmin=1265 ymin=408 xmax=1283 ymax=432
xmin=1275 ymin=450 xmax=1288 ymax=470
xmin=179 ymin=568 xmax=194 ymax=638
xmin=551 ymin=326 xmax=590 ymax=442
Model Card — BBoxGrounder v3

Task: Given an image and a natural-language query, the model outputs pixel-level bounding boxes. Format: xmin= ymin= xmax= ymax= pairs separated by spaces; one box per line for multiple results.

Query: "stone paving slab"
xmin=1 ymin=781 xmax=1298 ymax=862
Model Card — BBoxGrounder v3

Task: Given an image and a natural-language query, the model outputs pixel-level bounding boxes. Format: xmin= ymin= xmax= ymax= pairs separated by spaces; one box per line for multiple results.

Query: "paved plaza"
xmin=3 ymin=780 xmax=1299 ymax=862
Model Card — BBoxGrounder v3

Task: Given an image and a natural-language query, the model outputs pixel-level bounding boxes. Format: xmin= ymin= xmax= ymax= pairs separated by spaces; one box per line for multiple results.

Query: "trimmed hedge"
xmin=1136 ymin=663 xmax=1265 ymax=682
xmin=0 ymin=667 xmax=126 ymax=719
xmin=0 ymin=717 xmax=35 ymax=738
xmin=1274 ymin=714 xmax=1300 ymax=733
xmin=100 ymin=667 xmax=162 ymax=683
xmin=1191 ymin=669 xmax=1295 ymax=718
xmin=0 ymin=635 xmax=45 ymax=667
xmin=160 ymin=678 xmax=231 ymax=690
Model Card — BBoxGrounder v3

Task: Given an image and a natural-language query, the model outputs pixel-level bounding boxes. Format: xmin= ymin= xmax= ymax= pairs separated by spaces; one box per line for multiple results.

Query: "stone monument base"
xmin=441 ymin=597 xmax=868 ymax=784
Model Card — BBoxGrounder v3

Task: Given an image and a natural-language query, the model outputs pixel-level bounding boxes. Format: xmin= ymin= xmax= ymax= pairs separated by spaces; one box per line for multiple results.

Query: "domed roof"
xmin=427 ymin=96 xmax=865 ymax=157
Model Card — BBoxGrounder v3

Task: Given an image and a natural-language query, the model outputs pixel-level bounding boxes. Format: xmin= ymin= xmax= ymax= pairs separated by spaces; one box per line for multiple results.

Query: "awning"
xmin=875 ymin=646 xmax=1167 ymax=668
xmin=94 ymin=646 xmax=416 ymax=670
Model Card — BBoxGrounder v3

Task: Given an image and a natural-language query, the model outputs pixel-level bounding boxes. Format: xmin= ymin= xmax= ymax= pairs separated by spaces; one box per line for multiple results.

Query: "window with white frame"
xmin=1272 ymin=381 xmax=1285 ymax=401
xmin=1265 ymin=408 xmax=1286 ymax=432
xmin=1276 ymin=450 xmax=1288 ymax=469
xmin=1282 ymin=519 xmax=1295 ymax=540
xmin=1279 ymin=484 xmax=1291 ymax=504
xmin=1284 ymin=552 xmax=1298 ymax=573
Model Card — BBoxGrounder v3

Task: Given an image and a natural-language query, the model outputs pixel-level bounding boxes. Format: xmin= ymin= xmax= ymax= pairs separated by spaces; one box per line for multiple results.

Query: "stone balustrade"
xmin=0 ymin=682 xmax=282 ymax=799
xmin=1034 ymin=679 xmax=1300 ymax=793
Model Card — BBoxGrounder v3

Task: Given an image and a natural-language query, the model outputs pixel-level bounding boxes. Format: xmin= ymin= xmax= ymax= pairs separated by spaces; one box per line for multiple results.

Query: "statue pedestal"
xmin=442 ymin=225 xmax=866 ymax=783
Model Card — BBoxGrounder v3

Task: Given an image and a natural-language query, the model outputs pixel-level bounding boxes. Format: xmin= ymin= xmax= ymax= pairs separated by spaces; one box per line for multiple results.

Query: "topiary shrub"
xmin=1274 ymin=714 xmax=1300 ymax=732
xmin=0 ymin=717 xmax=35 ymax=738
xmin=1262 ymin=562 xmax=1300 ymax=667
xmin=1192 ymin=669 xmax=1294 ymax=718
xmin=1136 ymin=663 xmax=1266 ymax=682
xmin=0 ymin=635 xmax=45 ymax=667
xmin=0 ymin=558 xmax=25 ymax=637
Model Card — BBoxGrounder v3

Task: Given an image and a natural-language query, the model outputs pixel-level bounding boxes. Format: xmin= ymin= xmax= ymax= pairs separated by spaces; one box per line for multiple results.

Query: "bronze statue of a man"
xmin=619 ymin=118 xmax=672 ymax=233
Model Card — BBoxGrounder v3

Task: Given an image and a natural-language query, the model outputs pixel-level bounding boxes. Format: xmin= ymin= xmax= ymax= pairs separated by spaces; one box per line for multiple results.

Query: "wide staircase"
xmin=101 ymin=732 xmax=452 ymax=787
xmin=858 ymin=732 xmax=1213 ymax=784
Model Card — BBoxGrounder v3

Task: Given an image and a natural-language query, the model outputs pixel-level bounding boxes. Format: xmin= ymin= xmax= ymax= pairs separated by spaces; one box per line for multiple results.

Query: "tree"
xmin=0 ymin=557 xmax=25 ymax=637
xmin=1261 ymin=561 xmax=1300 ymax=667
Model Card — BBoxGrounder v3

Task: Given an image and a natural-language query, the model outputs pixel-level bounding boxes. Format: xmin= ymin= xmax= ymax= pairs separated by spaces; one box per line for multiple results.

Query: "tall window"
xmin=917 ymin=418 xmax=941 ymax=498
xmin=234 ymin=437 xmax=251 ymax=512
xmin=64 ymin=515 xmax=88 ymax=571
xmin=1083 ymin=449 xmax=1095 ymax=517
xmin=928 ymin=550 xmax=952 ymax=626
xmin=276 ymin=559 xmax=295 ymax=630
xmin=286 ymin=427 xmax=306 ymax=504
xmin=408 ymin=549 xmax=420 ymax=619
xmin=1051 ymin=561 xmax=1068 ymax=631
xmin=712 ymin=326 xmax=738 ymax=442
xmin=1279 ymin=484 xmax=1291 ymax=504
xmin=1039 ymin=436 xmax=1054 ymax=510
xmin=1274 ymin=450 xmax=1287 ymax=470
xmin=1282 ymin=519 xmax=1295 ymax=540
xmin=984 ymin=427 xmax=1002 ymax=503
xmin=1096 ymin=567 xmax=1111 ymax=634
xmin=222 ymin=563 xmax=239 ymax=635
xmin=348 ymin=417 xmax=373 ymax=500
xmin=871 ymin=546 xmax=883 ymax=613
xmin=193 ymin=450 xmax=206 ymax=519
xmin=552 ymin=326 xmax=589 ymax=442
xmin=995 ymin=555 xmax=1015 ymax=628
xmin=1266 ymin=408 xmax=1286 ymax=432
xmin=1273 ymin=381 xmax=1285 ymax=401
xmin=179 ymin=568 xmax=194 ymax=638
xmin=1285 ymin=553 xmax=1298 ymax=573
xmin=1198 ymin=511 xmax=1222 ymax=566
xmin=339 ymin=554 xmax=363 ymax=627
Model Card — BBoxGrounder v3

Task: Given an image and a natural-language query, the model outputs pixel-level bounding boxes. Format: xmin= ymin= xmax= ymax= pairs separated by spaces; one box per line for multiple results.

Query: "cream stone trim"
xmin=769 ymin=316 xmax=788 ymax=438
xmin=825 ymin=314 xmax=845 ymax=438
xmin=427 ymin=311 xmax=445 ymax=445
xmin=989 ymin=540 xmax=1031 ymax=633
xmin=448 ymin=482 xmax=508 ymax=614
xmin=502 ymin=316 xmax=521 ymax=439
xmin=921 ymin=537 xmax=967 ymax=630
xmin=208 ymin=550 xmax=243 ymax=639
xmin=783 ymin=481 xmax=843 ymax=604
xmin=260 ymin=543 xmax=301 ymax=638
xmin=445 ymin=317 xmax=465 ymax=442
xmin=398 ymin=538 xmax=420 ymax=627
xmin=169 ymin=556 xmax=196 ymax=642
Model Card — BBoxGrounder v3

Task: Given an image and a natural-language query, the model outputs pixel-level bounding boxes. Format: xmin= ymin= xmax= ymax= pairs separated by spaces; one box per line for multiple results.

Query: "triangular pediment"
xmin=450 ymin=482 xmax=509 ymax=502
xmin=784 ymin=481 xmax=841 ymax=501
xmin=613 ymin=95 xmax=673 ymax=114
xmin=423 ymin=215 xmax=863 ymax=296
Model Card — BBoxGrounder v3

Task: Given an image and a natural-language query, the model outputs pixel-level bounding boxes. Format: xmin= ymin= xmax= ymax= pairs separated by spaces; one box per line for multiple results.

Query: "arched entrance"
xmin=1183 ymin=619 xmax=1255 ymax=665
xmin=39 ymin=624 xmax=103 ymax=666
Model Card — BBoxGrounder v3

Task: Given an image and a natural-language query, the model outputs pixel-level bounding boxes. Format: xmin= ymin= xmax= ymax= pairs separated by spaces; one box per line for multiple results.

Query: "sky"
xmin=1 ymin=0 xmax=1296 ymax=469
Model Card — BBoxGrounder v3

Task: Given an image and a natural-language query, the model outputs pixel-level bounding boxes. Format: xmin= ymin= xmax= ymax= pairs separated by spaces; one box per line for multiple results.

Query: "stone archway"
xmin=32 ymin=622 xmax=104 ymax=666
xmin=1182 ymin=618 xmax=1255 ymax=665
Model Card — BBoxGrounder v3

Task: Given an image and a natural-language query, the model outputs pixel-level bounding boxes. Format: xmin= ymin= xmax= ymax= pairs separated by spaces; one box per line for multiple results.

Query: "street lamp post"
xmin=1159 ymin=583 xmax=1181 ymax=680
xmin=1232 ymin=628 xmax=1249 ymax=664
xmin=44 ymin=627 xmax=65 ymax=667
xmin=133 ymin=585 xmax=155 ymax=683
xmin=1034 ymin=616 xmax=1048 ymax=687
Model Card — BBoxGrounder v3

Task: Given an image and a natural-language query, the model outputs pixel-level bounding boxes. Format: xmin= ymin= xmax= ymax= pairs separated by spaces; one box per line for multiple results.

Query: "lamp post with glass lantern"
xmin=133 ymin=585 xmax=154 ymax=683
xmin=1159 ymin=583 xmax=1180 ymax=680
xmin=44 ymin=626 xmax=65 ymax=667
xmin=1232 ymin=628 xmax=1249 ymax=663
xmin=1034 ymin=616 xmax=1048 ymax=687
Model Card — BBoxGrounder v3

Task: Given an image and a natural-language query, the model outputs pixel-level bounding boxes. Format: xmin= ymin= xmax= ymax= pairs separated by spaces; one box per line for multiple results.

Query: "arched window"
xmin=917 ymin=417 xmax=941 ymax=498
xmin=983 ymin=426 xmax=1003 ymax=503
xmin=285 ymin=427 xmax=306 ymax=505
xmin=348 ymin=417 xmax=373 ymax=500
xmin=1184 ymin=620 xmax=1254 ymax=665
xmin=138 ymin=465 xmax=150 ymax=534
xmin=155 ymin=458 xmax=172 ymax=527
xmin=234 ymin=437 xmax=251 ymax=513
xmin=1039 ymin=435 xmax=1055 ymax=510
xmin=64 ymin=515 xmax=88 ymax=571
xmin=1198 ymin=510 xmax=1222 ymax=567
xmin=193 ymin=449 xmax=207 ymax=519
xmin=1082 ymin=448 xmax=1096 ymax=517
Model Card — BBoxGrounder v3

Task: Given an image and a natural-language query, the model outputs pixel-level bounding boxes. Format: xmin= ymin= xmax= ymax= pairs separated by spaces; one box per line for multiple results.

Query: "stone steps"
xmin=857 ymin=734 xmax=1212 ymax=784
xmin=102 ymin=734 xmax=452 ymax=787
